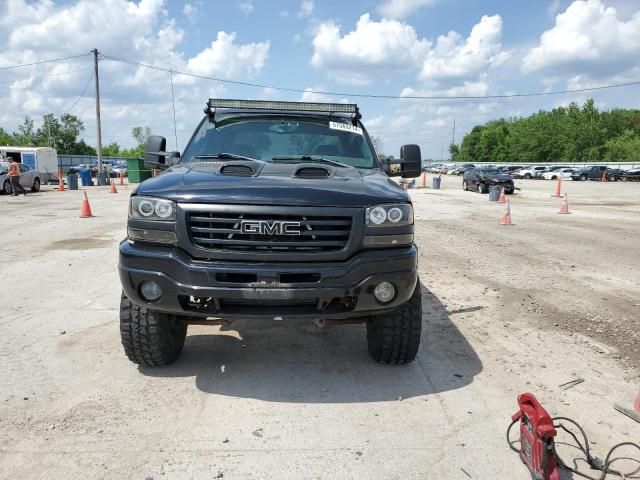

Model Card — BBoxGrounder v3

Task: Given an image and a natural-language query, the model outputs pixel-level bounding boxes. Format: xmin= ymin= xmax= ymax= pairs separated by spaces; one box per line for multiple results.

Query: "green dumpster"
xmin=126 ymin=158 xmax=152 ymax=184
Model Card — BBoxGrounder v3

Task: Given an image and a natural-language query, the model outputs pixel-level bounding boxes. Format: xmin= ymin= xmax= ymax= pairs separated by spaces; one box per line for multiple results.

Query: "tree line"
xmin=450 ymin=99 xmax=640 ymax=163
xmin=0 ymin=114 xmax=150 ymax=158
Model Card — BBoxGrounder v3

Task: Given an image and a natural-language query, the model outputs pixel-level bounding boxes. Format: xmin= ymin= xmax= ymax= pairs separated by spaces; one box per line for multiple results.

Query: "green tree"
xmin=13 ymin=116 xmax=36 ymax=146
xmin=102 ymin=142 xmax=122 ymax=157
xmin=0 ymin=127 xmax=14 ymax=145
xmin=449 ymin=143 xmax=459 ymax=160
xmin=604 ymin=130 xmax=640 ymax=161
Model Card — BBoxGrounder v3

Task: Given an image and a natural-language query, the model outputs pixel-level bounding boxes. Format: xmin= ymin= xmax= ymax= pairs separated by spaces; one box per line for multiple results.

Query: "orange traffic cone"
xmin=551 ymin=177 xmax=562 ymax=197
xmin=559 ymin=193 xmax=570 ymax=214
xmin=601 ymin=170 xmax=607 ymax=182
xmin=109 ymin=179 xmax=118 ymax=193
xmin=119 ymin=171 xmax=124 ymax=186
xmin=499 ymin=200 xmax=512 ymax=225
xmin=498 ymin=187 xmax=506 ymax=204
xmin=634 ymin=390 xmax=640 ymax=413
xmin=58 ymin=178 xmax=65 ymax=191
xmin=421 ymin=172 xmax=427 ymax=188
xmin=80 ymin=191 xmax=93 ymax=218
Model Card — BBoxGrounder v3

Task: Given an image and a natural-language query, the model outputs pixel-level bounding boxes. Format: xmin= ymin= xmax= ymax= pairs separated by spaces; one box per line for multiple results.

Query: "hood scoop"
xmin=219 ymin=164 xmax=255 ymax=177
xmin=293 ymin=165 xmax=332 ymax=178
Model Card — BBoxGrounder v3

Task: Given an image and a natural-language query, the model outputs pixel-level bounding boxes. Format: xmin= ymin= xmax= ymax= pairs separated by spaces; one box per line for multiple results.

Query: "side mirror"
xmin=399 ymin=144 xmax=422 ymax=178
xmin=144 ymin=136 xmax=180 ymax=170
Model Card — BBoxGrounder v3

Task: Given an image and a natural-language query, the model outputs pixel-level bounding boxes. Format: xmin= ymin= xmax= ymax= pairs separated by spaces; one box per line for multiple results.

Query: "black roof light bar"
xmin=205 ymin=99 xmax=362 ymax=125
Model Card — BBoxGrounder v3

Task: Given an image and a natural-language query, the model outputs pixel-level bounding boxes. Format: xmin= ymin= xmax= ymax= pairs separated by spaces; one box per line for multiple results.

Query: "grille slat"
xmin=191 ymin=226 xmax=349 ymax=237
xmin=187 ymin=211 xmax=352 ymax=254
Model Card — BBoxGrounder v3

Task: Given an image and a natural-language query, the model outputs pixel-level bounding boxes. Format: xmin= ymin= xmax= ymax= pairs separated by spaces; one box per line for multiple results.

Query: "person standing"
xmin=7 ymin=157 xmax=27 ymax=196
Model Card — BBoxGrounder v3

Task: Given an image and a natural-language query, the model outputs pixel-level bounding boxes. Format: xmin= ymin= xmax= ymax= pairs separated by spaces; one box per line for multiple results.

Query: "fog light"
xmin=140 ymin=280 xmax=162 ymax=301
xmin=373 ymin=282 xmax=395 ymax=303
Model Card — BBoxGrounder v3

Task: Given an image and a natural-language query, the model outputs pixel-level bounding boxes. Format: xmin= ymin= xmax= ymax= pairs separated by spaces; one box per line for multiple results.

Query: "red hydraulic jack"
xmin=510 ymin=393 xmax=560 ymax=480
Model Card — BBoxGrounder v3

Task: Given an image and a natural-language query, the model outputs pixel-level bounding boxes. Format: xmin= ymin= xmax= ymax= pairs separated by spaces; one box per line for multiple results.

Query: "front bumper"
xmin=119 ymin=241 xmax=418 ymax=320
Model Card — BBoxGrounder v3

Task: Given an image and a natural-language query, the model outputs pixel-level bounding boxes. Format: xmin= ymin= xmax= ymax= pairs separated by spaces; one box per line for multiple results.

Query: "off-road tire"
xmin=119 ymin=292 xmax=187 ymax=366
xmin=366 ymin=282 xmax=422 ymax=364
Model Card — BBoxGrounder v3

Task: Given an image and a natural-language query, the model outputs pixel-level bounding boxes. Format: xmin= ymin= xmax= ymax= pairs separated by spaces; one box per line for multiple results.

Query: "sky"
xmin=1 ymin=0 xmax=639 ymax=159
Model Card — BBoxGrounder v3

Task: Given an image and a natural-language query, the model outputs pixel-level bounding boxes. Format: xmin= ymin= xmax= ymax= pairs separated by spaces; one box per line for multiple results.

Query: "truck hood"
xmin=134 ymin=161 xmax=410 ymax=207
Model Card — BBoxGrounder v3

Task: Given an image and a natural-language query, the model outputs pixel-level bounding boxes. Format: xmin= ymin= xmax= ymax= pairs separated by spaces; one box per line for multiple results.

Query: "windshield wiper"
xmin=271 ymin=156 xmax=349 ymax=168
xmin=195 ymin=153 xmax=262 ymax=162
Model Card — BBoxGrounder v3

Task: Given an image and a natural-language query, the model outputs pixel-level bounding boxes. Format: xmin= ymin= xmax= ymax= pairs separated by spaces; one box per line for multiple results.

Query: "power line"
xmin=61 ymin=71 xmax=94 ymax=115
xmin=0 ymin=67 xmax=92 ymax=85
xmin=100 ymin=52 xmax=640 ymax=100
xmin=0 ymin=52 xmax=91 ymax=70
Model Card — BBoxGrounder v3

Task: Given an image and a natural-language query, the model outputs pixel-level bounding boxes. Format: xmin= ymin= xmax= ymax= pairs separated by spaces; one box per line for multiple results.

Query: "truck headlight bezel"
xmin=130 ymin=196 xmax=176 ymax=221
xmin=365 ymin=204 xmax=413 ymax=227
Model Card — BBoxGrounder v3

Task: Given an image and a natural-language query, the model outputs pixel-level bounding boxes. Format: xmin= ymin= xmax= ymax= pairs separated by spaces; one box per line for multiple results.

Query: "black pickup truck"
xmin=119 ymin=99 xmax=423 ymax=366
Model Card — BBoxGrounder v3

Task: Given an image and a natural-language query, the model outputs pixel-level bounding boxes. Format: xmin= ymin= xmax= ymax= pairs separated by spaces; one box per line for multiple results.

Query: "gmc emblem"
xmin=240 ymin=220 xmax=301 ymax=236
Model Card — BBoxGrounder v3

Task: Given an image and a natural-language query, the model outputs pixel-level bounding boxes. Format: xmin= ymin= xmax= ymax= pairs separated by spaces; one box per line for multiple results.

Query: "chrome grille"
xmin=188 ymin=212 xmax=352 ymax=253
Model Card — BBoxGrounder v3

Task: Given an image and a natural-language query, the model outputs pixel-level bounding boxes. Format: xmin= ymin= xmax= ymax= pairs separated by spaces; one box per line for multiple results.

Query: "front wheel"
xmin=463 ymin=180 xmax=468 ymax=191
xmin=119 ymin=292 xmax=188 ymax=366
xmin=31 ymin=177 xmax=40 ymax=192
xmin=524 ymin=173 xmax=532 ymax=179
xmin=580 ymin=174 xmax=587 ymax=181
xmin=608 ymin=175 xmax=617 ymax=182
xmin=2 ymin=180 xmax=12 ymax=195
xmin=477 ymin=183 xmax=487 ymax=194
xmin=366 ymin=282 xmax=422 ymax=364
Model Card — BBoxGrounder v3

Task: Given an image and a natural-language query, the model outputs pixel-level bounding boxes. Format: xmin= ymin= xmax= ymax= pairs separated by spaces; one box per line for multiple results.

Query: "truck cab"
xmin=119 ymin=99 xmax=423 ymax=366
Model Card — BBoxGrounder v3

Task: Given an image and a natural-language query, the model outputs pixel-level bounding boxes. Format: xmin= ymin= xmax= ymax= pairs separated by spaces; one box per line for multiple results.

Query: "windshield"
xmin=182 ymin=117 xmax=376 ymax=168
xmin=0 ymin=163 xmax=7 ymax=174
xmin=480 ymin=168 xmax=501 ymax=174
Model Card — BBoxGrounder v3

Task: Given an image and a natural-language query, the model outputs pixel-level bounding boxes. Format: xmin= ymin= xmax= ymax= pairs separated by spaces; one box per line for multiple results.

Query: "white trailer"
xmin=0 ymin=146 xmax=58 ymax=183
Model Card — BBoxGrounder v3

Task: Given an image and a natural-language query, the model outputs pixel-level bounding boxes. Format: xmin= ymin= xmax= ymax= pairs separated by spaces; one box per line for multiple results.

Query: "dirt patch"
xmin=47 ymin=238 xmax=113 ymax=251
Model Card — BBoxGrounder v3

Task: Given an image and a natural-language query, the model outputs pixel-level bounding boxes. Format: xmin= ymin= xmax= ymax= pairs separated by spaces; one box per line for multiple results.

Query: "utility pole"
xmin=451 ymin=120 xmax=456 ymax=147
xmin=440 ymin=142 xmax=444 ymax=161
xmin=170 ymin=69 xmax=178 ymax=151
xmin=92 ymin=49 xmax=103 ymax=176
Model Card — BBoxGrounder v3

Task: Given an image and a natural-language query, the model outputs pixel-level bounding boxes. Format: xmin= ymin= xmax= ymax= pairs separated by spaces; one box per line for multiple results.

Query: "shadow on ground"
xmin=140 ymin=284 xmax=483 ymax=403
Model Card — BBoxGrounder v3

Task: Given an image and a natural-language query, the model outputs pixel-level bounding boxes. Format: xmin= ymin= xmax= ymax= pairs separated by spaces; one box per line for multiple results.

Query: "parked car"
xmin=0 ymin=161 xmax=41 ymax=194
xmin=620 ymin=168 xmax=640 ymax=181
xmin=514 ymin=166 xmax=547 ymax=179
xmin=542 ymin=168 xmax=576 ymax=180
xmin=462 ymin=166 xmax=515 ymax=194
xmin=571 ymin=166 xmax=607 ymax=181
xmin=499 ymin=165 xmax=523 ymax=173
xmin=604 ymin=168 xmax=626 ymax=182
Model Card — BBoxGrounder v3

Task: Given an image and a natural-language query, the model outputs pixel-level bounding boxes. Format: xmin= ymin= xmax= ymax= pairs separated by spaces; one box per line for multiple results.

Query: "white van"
xmin=0 ymin=146 xmax=58 ymax=183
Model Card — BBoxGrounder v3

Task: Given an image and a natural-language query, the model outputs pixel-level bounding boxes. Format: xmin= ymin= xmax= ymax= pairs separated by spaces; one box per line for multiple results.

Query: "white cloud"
xmin=547 ymin=0 xmax=563 ymax=17
xmin=311 ymin=14 xmax=430 ymax=84
xmin=420 ymin=15 xmax=509 ymax=81
xmin=522 ymin=0 xmax=640 ymax=74
xmin=238 ymin=1 xmax=254 ymax=14
xmin=400 ymin=80 xmax=490 ymax=98
xmin=0 ymin=0 xmax=270 ymax=149
xmin=187 ymin=32 xmax=270 ymax=78
xmin=377 ymin=0 xmax=437 ymax=19
xmin=182 ymin=3 xmax=197 ymax=22
xmin=298 ymin=0 xmax=314 ymax=17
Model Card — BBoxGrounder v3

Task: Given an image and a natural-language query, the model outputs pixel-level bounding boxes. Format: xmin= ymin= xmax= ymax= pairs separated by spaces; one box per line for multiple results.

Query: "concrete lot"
xmin=0 ymin=178 xmax=638 ymax=479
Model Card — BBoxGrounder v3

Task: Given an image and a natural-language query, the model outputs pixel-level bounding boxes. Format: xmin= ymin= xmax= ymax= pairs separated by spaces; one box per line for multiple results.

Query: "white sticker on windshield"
xmin=329 ymin=121 xmax=363 ymax=135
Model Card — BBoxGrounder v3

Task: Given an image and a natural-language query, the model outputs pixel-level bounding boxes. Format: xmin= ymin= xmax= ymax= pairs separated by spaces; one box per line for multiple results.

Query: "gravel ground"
xmin=0 ymin=178 xmax=638 ymax=479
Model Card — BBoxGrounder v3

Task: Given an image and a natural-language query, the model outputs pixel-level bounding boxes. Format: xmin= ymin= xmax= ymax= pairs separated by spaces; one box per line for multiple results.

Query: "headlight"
xmin=365 ymin=204 xmax=413 ymax=227
xmin=130 ymin=196 xmax=176 ymax=221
